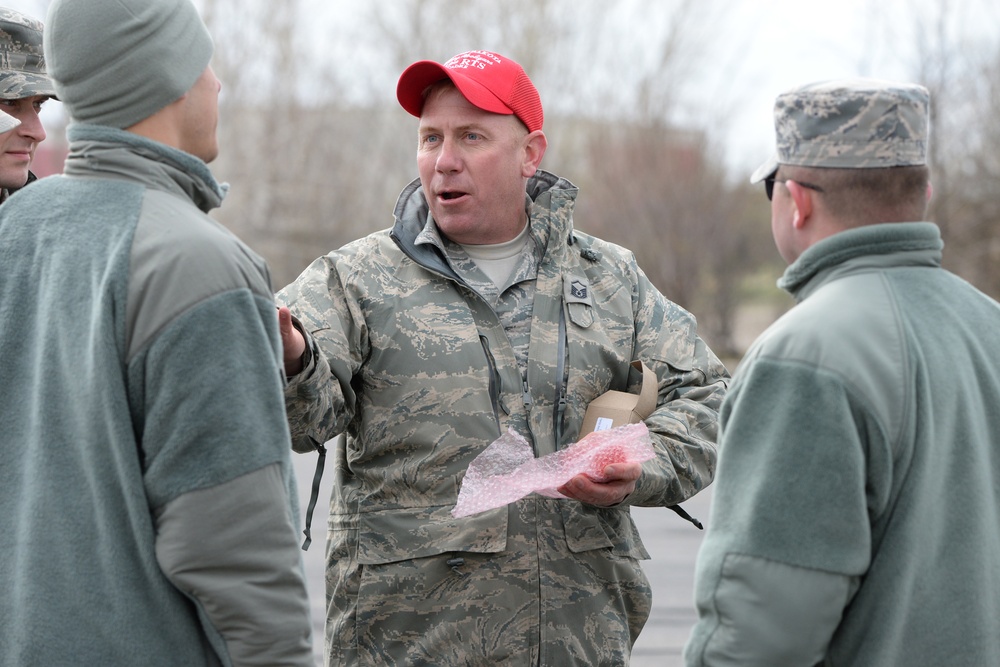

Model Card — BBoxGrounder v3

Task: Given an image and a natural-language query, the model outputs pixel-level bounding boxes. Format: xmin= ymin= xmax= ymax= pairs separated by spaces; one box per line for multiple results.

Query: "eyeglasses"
xmin=764 ymin=176 xmax=825 ymax=201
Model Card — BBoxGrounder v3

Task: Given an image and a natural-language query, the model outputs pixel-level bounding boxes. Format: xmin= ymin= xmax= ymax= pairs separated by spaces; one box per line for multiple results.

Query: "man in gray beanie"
xmin=685 ymin=78 xmax=1000 ymax=666
xmin=0 ymin=0 xmax=315 ymax=665
xmin=0 ymin=7 xmax=56 ymax=202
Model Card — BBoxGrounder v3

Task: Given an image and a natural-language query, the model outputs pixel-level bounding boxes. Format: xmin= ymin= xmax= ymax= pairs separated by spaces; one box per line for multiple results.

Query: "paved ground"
xmin=629 ymin=490 xmax=713 ymax=666
xmin=292 ymin=455 xmax=713 ymax=666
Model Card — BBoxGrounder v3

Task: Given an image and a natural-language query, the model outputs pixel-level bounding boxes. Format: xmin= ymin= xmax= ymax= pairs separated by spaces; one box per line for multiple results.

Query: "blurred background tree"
xmin=197 ymin=0 xmax=780 ymax=360
xmin=13 ymin=0 xmax=1000 ymax=363
xmin=899 ymin=1 xmax=1000 ymax=298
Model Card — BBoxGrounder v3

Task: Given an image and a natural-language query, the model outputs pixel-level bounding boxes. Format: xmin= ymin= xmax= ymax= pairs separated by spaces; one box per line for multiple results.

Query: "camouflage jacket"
xmin=279 ymin=170 xmax=728 ymax=665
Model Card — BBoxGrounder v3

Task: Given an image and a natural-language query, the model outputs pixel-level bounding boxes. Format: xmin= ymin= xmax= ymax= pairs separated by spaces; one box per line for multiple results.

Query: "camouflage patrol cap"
xmin=750 ymin=78 xmax=929 ymax=183
xmin=0 ymin=8 xmax=56 ymax=100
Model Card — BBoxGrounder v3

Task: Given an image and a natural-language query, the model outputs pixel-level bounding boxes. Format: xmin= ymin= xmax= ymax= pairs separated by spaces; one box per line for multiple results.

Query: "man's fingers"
xmin=557 ymin=473 xmax=637 ymax=507
xmin=602 ymin=462 xmax=642 ymax=482
xmin=276 ymin=306 xmax=306 ymax=372
xmin=277 ymin=306 xmax=293 ymax=335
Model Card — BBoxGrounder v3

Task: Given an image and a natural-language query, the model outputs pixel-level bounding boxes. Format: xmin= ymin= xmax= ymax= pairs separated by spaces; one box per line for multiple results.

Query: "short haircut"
xmin=780 ymin=165 xmax=930 ymax=225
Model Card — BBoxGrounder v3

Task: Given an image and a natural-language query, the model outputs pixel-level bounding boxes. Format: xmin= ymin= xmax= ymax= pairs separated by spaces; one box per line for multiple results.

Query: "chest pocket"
xmin=564 ymin=274 xmax=593 ymax=328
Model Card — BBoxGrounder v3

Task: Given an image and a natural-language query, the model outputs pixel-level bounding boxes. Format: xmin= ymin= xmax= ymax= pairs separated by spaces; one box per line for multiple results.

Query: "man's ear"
xmin=522 ymin=130 xmax=547 ymax=177
xmin=785 ymin=180 xmax=814 ymax=230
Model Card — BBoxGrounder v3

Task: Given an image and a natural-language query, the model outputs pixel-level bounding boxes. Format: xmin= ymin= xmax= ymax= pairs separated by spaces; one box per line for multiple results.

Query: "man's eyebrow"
xmin=420 ymin=122 xmax=488 ymax=134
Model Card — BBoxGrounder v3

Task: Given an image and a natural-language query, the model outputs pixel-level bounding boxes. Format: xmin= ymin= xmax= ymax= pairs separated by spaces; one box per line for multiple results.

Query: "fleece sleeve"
xmin=127 ymin=286 xmax=315 ymax=663
xmin=684 ymin=358 xmax=870 ymax=666
xmin=687 ymin=554 xmax=855 ymax=666
xmin=155 ymin=464 xmax=313 ymax=667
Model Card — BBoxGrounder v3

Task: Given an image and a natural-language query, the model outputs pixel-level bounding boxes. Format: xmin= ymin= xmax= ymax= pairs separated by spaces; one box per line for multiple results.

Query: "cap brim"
xmin=0 ymin=113 xmax=20 ymax=133
xmin=0 ymin=72 xmax=57 ymax=100
xmin=397 ymin=61 xmax=449 ymax=117
xmin=750 ymin=154 xmax=779 ymax=184
xmin=396 ymin=60 xmax=514 ymax=119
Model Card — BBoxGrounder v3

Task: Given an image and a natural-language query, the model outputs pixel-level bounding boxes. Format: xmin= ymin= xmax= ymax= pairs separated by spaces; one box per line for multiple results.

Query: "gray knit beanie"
xmin=43 ymin=0 xmax=213 ymax=129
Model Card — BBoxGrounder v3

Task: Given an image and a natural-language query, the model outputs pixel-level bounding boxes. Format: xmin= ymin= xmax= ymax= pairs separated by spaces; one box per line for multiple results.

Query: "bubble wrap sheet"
xmin=451 ymin=422 xmax=655 ymax=518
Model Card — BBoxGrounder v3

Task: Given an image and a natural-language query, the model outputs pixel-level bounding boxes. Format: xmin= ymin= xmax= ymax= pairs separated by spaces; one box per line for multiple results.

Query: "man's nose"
xmin=16 ymin=109 xmax=46 ymax=143
xmin=435 ymin=138 xmax=462 ymax=172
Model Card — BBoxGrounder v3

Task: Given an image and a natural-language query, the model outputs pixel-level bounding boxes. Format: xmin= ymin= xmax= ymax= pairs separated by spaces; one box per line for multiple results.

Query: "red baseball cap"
xmin=396 ymin=50 xmax=544 ymax=133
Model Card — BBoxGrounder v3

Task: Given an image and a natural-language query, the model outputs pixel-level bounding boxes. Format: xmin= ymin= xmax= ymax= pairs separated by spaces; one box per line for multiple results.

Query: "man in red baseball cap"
xmin=278 ymin=49 xmax=728 ymax=666
xmin=397 ymin=49 xmax=544 ymax=133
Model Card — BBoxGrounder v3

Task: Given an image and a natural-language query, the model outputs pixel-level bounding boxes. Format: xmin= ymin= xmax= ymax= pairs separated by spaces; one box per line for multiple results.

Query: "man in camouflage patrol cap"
xmin=750 ymin=77 xmax=929 ymax=180
xmin=0 ymin=7 xmax=55 ymax=203
xmin=278 ymin=49 xmax=729 ymax=666
xmin=686 ymin=78 xmax=1000 ymax=666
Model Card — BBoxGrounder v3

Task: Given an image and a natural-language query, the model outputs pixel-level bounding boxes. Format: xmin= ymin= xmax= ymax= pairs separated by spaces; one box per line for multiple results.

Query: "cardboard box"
xmin=579 ymin=360 xmax=657 ymax=436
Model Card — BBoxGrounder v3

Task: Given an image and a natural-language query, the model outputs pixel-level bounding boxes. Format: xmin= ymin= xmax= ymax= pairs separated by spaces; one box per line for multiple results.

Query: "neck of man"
xmin=460 ymin=221 xmax=530 ymax=288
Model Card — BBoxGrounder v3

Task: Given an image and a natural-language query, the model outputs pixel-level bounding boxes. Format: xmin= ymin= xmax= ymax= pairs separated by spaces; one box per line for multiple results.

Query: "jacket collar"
xmin=779 ymin=222 xmax=943 ymax=301
xmin=62 ymin=123 xmax=227 ymax=214
xmin=390 ymin=169 xmax=579 ymax=272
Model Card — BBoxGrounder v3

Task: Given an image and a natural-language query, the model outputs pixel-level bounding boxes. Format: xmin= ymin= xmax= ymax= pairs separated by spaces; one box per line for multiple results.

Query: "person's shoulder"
xmin=573 ymin=230 xmax=630 ymax=255
xmin=317 ymin=227 xmax=400 ymax=277
xmin=752 ymin=272 xmax=903 ymax=377
xmin=130 ymin=190 xmax=274 ymax=327
xmin=568 ymin=231 xmax=641 ymax=275
xmin=1 ymin=173 xmax=84 ymax=208
xmin=343 ymin=226 xmax=396 ymax=254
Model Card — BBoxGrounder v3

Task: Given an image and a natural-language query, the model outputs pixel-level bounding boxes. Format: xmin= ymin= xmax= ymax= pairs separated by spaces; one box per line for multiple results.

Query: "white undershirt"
xmin=460 ymin=223 xmax=530 ymax=288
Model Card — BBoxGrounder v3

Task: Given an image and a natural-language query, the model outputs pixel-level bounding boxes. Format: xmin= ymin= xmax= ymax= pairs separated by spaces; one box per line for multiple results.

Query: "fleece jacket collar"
xmin=779 ymin=222 xmax=943 ymax=302
xmin=62 ymin=123 xmax=227 ymax=214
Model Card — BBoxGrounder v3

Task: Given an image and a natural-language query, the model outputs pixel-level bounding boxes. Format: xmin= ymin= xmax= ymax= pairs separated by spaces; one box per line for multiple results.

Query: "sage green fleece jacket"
xmin=686 ymin=222 xmax=1000 ymax=666
xmin=0 ymin=125 xmax=312 ymax=666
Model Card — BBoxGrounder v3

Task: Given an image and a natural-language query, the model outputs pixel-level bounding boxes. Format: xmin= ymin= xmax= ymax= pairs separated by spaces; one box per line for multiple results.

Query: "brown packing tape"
xmin=579 ymin=360 xmax=657 ymax=436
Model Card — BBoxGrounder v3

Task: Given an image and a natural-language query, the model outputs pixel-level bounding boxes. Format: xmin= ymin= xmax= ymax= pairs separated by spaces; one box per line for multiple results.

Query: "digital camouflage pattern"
xmin=751 ymin=78 xmax=929 ymax=182
xmin=279 ymin=169 xmax=729 ymax=666
xmin=0 ymin=8 xmax=55 ymax=100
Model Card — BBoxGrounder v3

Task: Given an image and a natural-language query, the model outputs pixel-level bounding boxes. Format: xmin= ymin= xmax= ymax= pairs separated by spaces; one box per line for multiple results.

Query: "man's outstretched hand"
xmin=277 ymin=306 xmax=306 ymax=376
